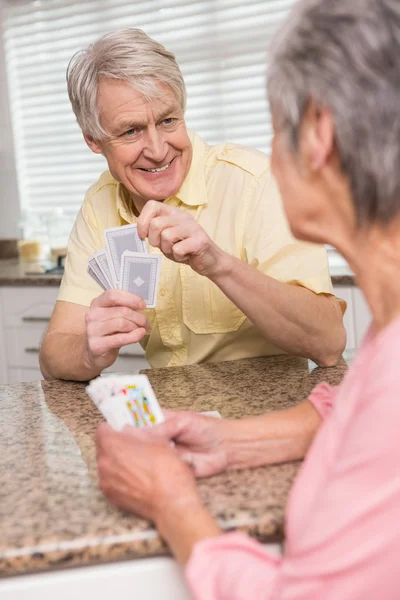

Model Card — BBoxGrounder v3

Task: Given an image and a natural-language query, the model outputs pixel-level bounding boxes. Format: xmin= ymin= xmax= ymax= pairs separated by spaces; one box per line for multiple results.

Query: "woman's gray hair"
xmin=267 ymin=0 xmax=400 ymax=225
xmin=67 ymin=29 xmax=186 ymax=140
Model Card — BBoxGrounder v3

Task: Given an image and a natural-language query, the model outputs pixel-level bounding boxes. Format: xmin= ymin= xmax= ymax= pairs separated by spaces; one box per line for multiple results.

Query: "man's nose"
xmin=142 ymin=128 xmax=167 ymax=163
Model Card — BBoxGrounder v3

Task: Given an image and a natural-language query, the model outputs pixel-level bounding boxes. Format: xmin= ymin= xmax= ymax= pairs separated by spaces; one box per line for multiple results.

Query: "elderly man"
xmin=39 ymin=28 xmax=345 ymax=381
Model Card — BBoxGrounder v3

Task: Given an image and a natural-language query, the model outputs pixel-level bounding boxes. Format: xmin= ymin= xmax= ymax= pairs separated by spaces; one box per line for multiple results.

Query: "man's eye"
xmin=163 ymin=118 xmax=175 ymax=125
xmin=124 ymin=128 xmax=136 ymax=136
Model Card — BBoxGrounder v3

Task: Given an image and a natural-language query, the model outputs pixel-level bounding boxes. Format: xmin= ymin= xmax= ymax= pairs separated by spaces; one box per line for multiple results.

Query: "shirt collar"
xmin=116 ymin=129 xmax=208 ymax=223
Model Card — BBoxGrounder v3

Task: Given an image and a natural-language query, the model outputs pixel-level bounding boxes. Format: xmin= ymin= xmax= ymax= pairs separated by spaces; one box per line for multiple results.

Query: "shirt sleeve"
xmin=186 ymin=347 xmax=400 ymax=600
xmin=242 ymin=167 xmax=334 ymax=297
xmin=307 ymin=382 xmax=339 ymax=420
xmin=186 ymin=532 xmax=280 ymax=600
xmin=57 ymin=195 xmax=104 ymax=307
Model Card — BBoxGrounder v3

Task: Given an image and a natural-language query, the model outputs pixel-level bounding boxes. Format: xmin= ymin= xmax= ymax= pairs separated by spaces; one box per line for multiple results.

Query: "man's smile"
xmin=136 ymin=156 xmax=178 ymax=176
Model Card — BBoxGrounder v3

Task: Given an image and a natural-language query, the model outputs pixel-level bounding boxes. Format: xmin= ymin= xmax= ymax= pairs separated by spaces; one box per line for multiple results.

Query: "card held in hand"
xmin=93 ymin=248 xmax=114 ymax=289
xmin=86 ymin=374 xmax=164 ymax=431
xmin=87 ymin=257 xmax=110 ymax=290
xmin=104 ymin=224 xmax=147 ymax=287
xmin=120 ymin=251 xmax=161 ymax=308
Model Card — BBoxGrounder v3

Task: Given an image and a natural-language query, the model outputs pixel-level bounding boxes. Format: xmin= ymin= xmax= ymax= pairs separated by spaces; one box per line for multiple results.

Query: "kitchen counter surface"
xmin=0 ymin=259 xmax=62 ymax=286
xmin=0 ymin=355 xmax=348 ymax=577
xmin=0 ymin=258 xmax=355 ymax=286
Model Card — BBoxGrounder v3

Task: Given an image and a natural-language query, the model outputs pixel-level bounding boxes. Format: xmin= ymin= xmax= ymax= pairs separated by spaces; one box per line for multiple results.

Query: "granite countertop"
xmin=0 ymin=258 xmax=355 ymax=287
xmin=0 ymin=355 xmax=348 ymax=577
xmin=0 ymin=259 xmax=62 ymax=286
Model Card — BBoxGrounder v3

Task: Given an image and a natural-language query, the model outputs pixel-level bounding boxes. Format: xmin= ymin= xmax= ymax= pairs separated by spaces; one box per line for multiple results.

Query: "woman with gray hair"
xmin=96 ymin=0 xmax=400 ymax=597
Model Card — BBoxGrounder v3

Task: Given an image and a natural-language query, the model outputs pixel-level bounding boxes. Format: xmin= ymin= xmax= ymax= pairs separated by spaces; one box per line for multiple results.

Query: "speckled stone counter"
xmin=0 ymin=356 xmax=347 ymax=578
xmin=0 ymin=259 xmax=62 ymax=286
xmin=0 ymin=258 xmax=355 ymax=287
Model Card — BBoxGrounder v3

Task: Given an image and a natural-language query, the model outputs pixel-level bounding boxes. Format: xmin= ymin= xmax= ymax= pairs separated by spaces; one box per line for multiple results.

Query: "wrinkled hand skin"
xmin=137 ymin=200 xmax=226 ymax=278
xmin=84 ymin=290 xmax=149 ymax=372
xmin=150 ymin=411 xmax=230 ymax=478
xmin=96 ymin=423 xmax=200 ymax=523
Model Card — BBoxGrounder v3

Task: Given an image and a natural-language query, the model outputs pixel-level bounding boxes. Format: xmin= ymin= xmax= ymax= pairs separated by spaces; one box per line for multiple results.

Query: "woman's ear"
xmin=83 ymin=133 xmax=103 ymax=155
xmin=301 ymin=102 xmax=335 ymax=171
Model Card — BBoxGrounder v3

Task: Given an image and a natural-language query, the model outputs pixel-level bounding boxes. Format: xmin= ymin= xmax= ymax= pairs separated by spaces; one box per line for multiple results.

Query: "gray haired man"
xmin=40 ymin=29 xmax=345 ymax=381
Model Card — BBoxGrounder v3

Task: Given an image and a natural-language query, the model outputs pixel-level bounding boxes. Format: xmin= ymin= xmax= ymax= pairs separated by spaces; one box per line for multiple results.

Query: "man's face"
xmin=85 ymin=78 xmax=192 ymax=211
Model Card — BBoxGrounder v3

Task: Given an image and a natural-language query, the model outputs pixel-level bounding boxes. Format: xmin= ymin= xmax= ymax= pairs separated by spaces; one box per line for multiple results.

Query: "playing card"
xmin=93 ymin=248 xmax=114 ymax=289
xmin=200 ymin=411 xmax=222 ymax=419
xmin=87 ymin=258 xmax=110 ymax=290
xmin=120 ymin=251 xmax=161 ymax=308
xmin=87 ymin=265 xmax=106 ymax=290
xmin=86 ymin=374 xmax=164 ymax=431
xmin=104 ymin=224 xmax=147 ymax=286
xmin=117 ymin=374 xmax=164 ymax=427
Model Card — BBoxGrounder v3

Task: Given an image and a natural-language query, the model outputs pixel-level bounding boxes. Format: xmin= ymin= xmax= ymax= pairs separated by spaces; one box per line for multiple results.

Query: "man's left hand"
xmin=137 ymin=201 xmax=228 ymax=278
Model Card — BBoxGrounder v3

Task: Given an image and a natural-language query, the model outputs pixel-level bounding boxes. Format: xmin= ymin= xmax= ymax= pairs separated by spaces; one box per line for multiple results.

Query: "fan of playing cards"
xmin=87 ymin=374 xmax=164 ymax=431
xmin=87 ymin=224 xmax=162 ymax=308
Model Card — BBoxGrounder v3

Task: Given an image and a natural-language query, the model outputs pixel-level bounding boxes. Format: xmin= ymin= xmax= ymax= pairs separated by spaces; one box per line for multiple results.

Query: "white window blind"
xmin=1 ymin=0 xmax=295 ymax=227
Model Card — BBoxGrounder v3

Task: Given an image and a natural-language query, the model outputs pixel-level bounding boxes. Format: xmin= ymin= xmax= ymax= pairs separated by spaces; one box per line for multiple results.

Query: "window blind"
xmin=1 ymin=0 xmax=296 ymax=226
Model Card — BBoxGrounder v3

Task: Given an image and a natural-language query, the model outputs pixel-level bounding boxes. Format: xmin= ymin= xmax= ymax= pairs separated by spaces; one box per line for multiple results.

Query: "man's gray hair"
xmin=267 ymin=0 xmax=400 ymax=225
xmin=67 ymin=29 xmax=186 ymax=140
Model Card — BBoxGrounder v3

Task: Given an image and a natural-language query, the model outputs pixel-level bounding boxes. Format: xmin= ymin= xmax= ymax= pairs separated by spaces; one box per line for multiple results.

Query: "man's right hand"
xmin=84 ymin=290 xmax=149 ymax=372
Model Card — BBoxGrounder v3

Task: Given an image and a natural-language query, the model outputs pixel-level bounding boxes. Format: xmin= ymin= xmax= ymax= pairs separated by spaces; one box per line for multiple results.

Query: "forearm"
xmin=156 ymin=496 xmax=222 ymax=566
xmin=156 ymin=401 xmax=321 ymax=565
xmin=221 ymin=400 xmax=322 ymax=470
xmin=39 ymin=331 xmax=116 ymax=381
xmin=210 ymin=252 xmax=345 ymax=366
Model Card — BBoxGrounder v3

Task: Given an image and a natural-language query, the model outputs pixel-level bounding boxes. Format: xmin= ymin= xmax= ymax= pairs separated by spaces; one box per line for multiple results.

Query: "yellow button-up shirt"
xmin=58 ymin=130 xmax=335 ymax=368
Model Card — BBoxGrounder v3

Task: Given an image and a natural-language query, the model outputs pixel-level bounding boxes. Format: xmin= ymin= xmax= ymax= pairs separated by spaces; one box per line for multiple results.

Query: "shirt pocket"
xmin=180 ymin=265 xmax=246 ymax=334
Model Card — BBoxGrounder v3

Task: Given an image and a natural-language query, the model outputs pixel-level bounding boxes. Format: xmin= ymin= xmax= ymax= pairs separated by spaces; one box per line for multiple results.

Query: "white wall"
xmin=0 ymin=13 xmax=20 ymax=240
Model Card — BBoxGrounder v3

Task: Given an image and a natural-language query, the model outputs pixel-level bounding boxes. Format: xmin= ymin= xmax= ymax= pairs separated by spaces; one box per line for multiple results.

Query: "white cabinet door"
xmin=7 ymin=367 xmax=43 ymax=383
xmin=0 ymin=289 xmax=7 ymax=384
xmin=1 ymin=286 xmax=59 ymax=383
xmin=5 ymin=326 xmax=47 ymax=368
xmin=333 ymin=285 xmax=356 ymax=351
xmin=333 ymin=285 xmax=372 ymax=352
xmin=0 ymin=286 xmax=150 ymax=382
xmin=2 ymin=286 xmax=59 ymax=326
xmin=0 ymin=557 xmax=192 ymax=600
xmin=353 ymin=287 xmax=372 ymax=347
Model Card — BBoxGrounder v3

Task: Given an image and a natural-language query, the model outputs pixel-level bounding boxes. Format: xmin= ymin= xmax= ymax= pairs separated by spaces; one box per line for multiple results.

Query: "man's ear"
xmin=83 ymin=133 xmax=103 ymax=155
xmin=300 ymin=102 xmax=335 ymax=172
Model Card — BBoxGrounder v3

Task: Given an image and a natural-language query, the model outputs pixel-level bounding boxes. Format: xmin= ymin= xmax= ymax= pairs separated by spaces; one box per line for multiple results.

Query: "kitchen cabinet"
xmin=333 ymin=285 xmax=372 ymax=352
xmin=0 ymin=283 xmax=371 ymax=385
xmin=0 ymin=286 xmax=149 ymax=384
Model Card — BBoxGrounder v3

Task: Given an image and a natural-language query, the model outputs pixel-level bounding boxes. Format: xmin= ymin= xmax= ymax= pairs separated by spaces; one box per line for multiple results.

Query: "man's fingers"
xmin=137 ymin=200 xmax=178 ymax=239
xmin=91 ymin=290 xmax=146 ymax=311
xmin=171 ymin=238 xmax=198 ymax=263
xmin=90 ymin=328 xmax=147 ymax=355
xmin=147 ymin=215 xmax=190 ymax=249
xmin=159 ymin=224 xmax=197 ymax=257
xmin=87 ymin=306 xmax=149 ymax=329
xmin=89 ymin=316 xmax=142 ymax=338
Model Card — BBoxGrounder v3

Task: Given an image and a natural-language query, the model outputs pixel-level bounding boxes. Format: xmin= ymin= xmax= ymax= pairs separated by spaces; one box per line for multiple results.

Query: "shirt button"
xmin=159 ymin=288 xmax=167 ymax=297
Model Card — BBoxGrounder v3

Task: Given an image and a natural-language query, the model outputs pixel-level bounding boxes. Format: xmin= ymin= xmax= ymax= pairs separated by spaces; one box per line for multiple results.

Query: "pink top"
xmin=186 ymin=318 xmax=400 ymax=599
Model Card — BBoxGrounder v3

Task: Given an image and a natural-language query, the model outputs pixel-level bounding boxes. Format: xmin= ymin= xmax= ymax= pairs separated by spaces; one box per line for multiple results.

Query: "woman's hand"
xmin=152 ymin=411 xmax=230 ymax=477
xmin=96 ymin=423 xmax=200 ymax=524
xmin=96 ymin=422 xmax=223 ymax=565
